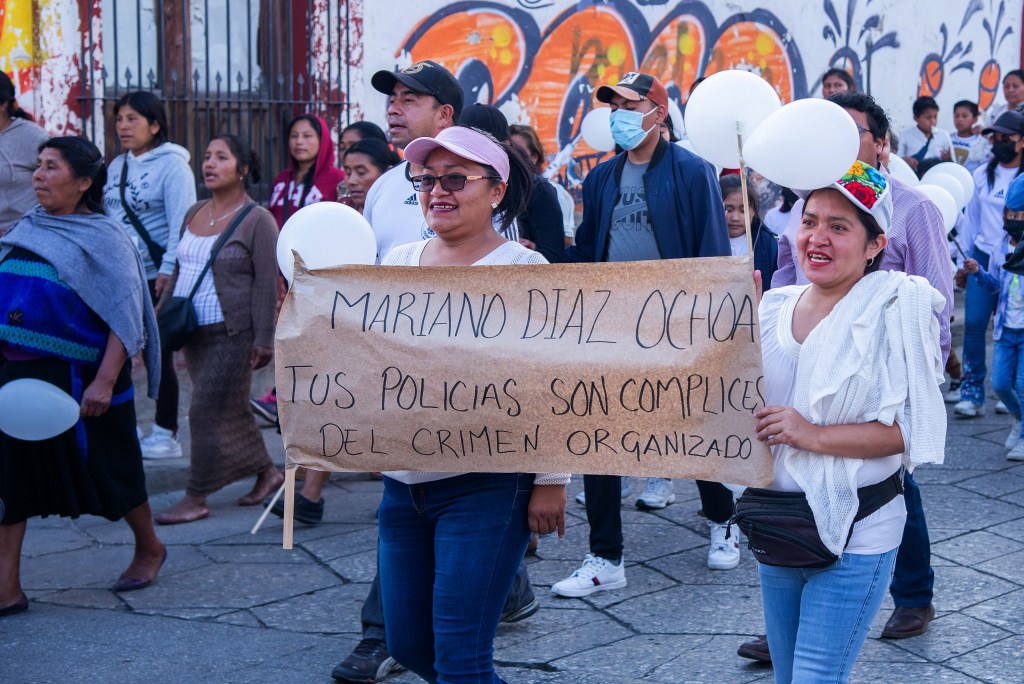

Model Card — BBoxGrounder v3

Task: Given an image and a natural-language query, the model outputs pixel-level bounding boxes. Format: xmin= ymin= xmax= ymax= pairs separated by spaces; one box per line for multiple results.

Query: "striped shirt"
xmin=172 ymin=229 xmax=225 ymax=325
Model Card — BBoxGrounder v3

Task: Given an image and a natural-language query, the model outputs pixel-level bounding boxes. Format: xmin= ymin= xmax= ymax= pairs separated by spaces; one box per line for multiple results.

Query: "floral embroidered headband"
xmin=829 ymin=161 xmax=893 ymax=233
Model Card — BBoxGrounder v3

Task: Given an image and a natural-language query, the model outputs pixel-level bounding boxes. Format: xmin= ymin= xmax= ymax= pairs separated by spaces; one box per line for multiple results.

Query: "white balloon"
xmin=277 ymin=202 xmax=377 ymax=281
xmin=743 ymin=99 xmax=860 ymax=190
xmin=918 ymin=170 xmax=966 ymax=211
xmin=0 ymin=379 xmax=80 ymax=441
xmin=887 ymin=155 xmax=919 ymax=186
xmin=917 ymin=184 xmax=958 ymax=231
xmin=683 ymin=70 xmax=781 ymax=168
xmin=921 ymin=162 xmax=975 ymax=205
xmin=579 ymin=107 xmax=615 ymax=152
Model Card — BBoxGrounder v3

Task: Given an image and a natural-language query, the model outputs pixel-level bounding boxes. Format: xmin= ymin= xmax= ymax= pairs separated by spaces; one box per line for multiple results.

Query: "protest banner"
xmin=275 ymin=256 xmax=772 ymax=487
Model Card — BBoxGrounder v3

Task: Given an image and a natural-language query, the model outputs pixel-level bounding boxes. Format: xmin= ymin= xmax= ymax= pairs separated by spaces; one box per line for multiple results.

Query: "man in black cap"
xmin=362 ymin=59 xmax=464 ymax=262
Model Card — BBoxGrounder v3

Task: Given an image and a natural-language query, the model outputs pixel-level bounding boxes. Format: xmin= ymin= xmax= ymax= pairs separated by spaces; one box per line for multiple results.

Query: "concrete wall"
xmin=3 ymin=0 xmax=1022 ymax=173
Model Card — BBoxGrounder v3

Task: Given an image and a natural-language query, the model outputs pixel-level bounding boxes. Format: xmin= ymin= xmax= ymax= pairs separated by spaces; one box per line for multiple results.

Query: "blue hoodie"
xmin=103 ymin=142 xmax=196 ymax=279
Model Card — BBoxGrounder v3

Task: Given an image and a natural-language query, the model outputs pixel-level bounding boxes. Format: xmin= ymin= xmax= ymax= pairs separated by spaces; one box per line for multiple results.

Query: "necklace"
xmin=208 ymin=201 xmax=244 ymax=228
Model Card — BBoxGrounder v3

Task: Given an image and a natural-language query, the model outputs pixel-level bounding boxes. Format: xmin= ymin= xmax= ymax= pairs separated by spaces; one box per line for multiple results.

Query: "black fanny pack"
xmin=732 ymin=470 xmax=904 ymax=569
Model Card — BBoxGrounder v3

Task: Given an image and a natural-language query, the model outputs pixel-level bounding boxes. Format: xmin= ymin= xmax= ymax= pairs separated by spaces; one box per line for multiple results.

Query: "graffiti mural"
xmin=358 ymin=0 xmax=1022 ymax=193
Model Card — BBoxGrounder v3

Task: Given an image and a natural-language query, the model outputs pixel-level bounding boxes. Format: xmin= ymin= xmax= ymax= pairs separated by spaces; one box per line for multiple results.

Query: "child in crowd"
xmin=899 ymin=96 xmax=954 ymax=172
xmin=951 ymin=100 xmax=992 ymax=172
xmin=964 ymin=174 xmax=1024 ymax=460
xmin=719 ymin=174 xmax=778 ymax=289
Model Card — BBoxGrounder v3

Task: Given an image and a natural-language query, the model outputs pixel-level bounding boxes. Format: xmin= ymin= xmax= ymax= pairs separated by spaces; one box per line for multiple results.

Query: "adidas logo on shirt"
xmin=404 ymin=194 xmax=419 ymax=206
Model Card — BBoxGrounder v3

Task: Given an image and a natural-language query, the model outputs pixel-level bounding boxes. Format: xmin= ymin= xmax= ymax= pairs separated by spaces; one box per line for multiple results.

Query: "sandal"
xmin=155 ymin=508 xmax=209 ymax=525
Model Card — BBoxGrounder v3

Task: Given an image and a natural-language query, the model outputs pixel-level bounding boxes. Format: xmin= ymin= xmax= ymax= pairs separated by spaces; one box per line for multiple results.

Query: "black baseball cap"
xmin=982 ymin=110 xmax=1024 ymax=136
xmin=371 ymin=60 xmax=464 ymax=120
xmin=596 ymin=72 xmax=669 ymax=110
xmin=459 ymin=104 xmax=510 ymax=143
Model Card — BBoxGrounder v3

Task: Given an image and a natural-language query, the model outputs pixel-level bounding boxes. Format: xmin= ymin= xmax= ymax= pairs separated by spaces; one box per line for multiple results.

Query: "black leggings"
xmin=148 ymin=280 xmax=179 ymax=432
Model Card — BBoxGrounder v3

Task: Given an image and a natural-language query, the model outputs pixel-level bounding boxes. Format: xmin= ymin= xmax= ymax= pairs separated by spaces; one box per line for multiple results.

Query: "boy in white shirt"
xmin=951 ymin=100 xmax=991 ymax=172
xmin=899 ymin=95 xmax=954 ymax=174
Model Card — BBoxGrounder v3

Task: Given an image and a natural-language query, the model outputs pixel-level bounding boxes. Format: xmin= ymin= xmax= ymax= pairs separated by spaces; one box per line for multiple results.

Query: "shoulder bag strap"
xmin=119 ymin=155 xmax=166 ymax=267
xmin=184 ymin=203 xmax=257 ymax=301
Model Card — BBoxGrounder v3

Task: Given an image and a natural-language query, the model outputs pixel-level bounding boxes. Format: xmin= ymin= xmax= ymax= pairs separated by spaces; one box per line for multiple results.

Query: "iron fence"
xmin=78 ymin=0 xmax=353 ymax=202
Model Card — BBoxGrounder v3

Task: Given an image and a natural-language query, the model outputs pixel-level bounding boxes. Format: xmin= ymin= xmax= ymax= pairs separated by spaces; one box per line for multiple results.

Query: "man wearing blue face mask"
xmin=554 ymin=73 xmax=732 ymax=599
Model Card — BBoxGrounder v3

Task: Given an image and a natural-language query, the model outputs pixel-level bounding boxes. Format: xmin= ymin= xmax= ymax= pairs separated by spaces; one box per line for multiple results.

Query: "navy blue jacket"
xmin=749 ymin=217 xmax=780 ymax=290
xmin=565 ymin=138 xmax=729 ymax=262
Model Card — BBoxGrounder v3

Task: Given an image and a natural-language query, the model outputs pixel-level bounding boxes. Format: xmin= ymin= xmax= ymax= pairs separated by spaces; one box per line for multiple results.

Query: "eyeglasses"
xmin=855 ymin=124 xmax=872 ymax=136
xmin=409 ymin=173 xmax=501 ymax=192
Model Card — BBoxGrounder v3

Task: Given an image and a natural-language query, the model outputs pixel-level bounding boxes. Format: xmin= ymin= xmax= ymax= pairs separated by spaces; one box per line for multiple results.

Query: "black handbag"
xmin=732 ymin=470 xmax=903 ymax=568
xmin=158 ymin=204 xmax=255 ymax=351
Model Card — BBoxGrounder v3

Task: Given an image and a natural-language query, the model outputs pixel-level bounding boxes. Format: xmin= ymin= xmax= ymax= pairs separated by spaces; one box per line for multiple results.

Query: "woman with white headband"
xmin=378 ymin=126 xmax=569 ymax=683
xmin=739 ymin=161 xmax=947 ymax=682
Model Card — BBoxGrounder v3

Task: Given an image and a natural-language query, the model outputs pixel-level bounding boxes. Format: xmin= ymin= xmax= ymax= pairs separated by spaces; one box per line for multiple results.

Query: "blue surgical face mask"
xmin=609 ymin=107 xmax=657 ymax=150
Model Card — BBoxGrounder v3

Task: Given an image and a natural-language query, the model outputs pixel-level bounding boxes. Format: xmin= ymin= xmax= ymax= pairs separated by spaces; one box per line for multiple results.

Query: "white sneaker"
xmin=707 ymin=521 xmax=740 ymax=570
xmin=551 ymin=553 xmax=626 ymax=597
xmin=953 ymin=400 xmax=985 ymax=418
xmin=1006 ymin=420 xmax=1022 ymax=450
xmin=636 ymin=478 xmax=676 ymax=510
xmin=1008 ymin=442 xmax=1024 ymax=461
xmin=574 ymin=477 xmax=631 ymax=506
xmin=140 ymin=425 xmax=182 ymax=459
xmin=996 ymin=400 xmax=1011 ymax=415
xmin=943 ymin=383 xmax=961 ymax=404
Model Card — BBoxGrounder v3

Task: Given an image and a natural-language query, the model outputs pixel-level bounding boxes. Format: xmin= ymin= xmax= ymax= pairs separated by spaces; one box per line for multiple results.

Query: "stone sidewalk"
xmin=4 ymin=324 xmax=1024 ymax=683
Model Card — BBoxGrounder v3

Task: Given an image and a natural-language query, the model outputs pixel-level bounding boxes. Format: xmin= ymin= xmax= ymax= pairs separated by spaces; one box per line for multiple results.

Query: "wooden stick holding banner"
xmin=282 ymin=467 xmax=296 ymax=549
xmin=737 ymin=122 xmax=754 ymax=260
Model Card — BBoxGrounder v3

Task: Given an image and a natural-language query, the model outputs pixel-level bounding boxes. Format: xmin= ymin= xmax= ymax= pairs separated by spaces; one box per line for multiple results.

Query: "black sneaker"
xmin=500 ymin=596 xmax=539 ymax=623
xmin=331 ymin=638 xmax=403 ymax=682
xmin=264 ymin=491 xmax=324 ymax=525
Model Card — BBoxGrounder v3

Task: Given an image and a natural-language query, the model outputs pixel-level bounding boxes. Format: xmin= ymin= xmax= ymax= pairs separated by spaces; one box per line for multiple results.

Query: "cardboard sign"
xmin=275 ymin=256 xmax=773 ymax=486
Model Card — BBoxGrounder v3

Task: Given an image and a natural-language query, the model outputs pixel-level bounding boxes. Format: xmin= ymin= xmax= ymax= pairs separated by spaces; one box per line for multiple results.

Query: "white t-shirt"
xmin=762 ymin=206 xmax=791 ymax=236
xmin=1006 ymin=273 xmax=1024 ymax=329
xmin=951 ymin=133 xmax=991 ymax=173
xmin=899 ymin=124 xmax=954 ymax=162
xmin=729 ymin=234 xmax=749 ymax=256
xmin=363 ymin=161 xmax=431 ymax=264
xmin=759 ymin=288 xmax=907 ymax=554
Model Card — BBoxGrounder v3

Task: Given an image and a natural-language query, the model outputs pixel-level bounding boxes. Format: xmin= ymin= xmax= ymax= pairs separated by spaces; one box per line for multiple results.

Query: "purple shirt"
xmin=773 ymin=173 xmax=954 ymax=362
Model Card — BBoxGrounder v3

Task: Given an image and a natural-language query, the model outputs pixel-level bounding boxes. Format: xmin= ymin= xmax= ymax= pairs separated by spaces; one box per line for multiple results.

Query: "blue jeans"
xmin=990 ymin=327 xmax=1024 ymax=424
xmin=960 ymin=247 xmax=997 ymax=406
xmin=890 ymin=471 xmax=934 ymax=608
xmin=759 ymin=548 xmax=898 ymax=684
xmin=379 ymin=473 xmax=532 ymax=684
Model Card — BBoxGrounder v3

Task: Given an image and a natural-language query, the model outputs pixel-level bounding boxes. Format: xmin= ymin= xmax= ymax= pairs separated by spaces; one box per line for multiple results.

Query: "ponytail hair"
xmin=490 ymin=140 xmax=533 ymax=234
xmin=39 ymin=137 xmax=107 ymax=214
xmin=0 ymin=71 xmax=32 ymax=121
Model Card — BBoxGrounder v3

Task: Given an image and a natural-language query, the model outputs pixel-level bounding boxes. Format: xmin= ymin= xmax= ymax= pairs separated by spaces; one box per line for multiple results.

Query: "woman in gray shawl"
xmin=0 ymin=137 xmax=165 ymax=617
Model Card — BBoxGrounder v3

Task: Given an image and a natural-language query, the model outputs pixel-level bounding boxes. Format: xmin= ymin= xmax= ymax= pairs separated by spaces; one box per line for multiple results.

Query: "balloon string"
xmin=736 ymin=125 xmax=754 ymax=263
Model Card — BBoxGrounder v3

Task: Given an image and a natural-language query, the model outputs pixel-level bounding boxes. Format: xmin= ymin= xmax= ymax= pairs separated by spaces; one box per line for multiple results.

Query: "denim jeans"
xmin=960 ymin=247 xmax=997 ymax=406
xmin=759 ymin=548 xmax=898 ymax=684
xmin=379 ymin=473 xmax=532 ymax=684
xmin=889 ymin=471 xmax=934 ymax=608
xmin=990 ymin=327 xmax=1024 ymax=425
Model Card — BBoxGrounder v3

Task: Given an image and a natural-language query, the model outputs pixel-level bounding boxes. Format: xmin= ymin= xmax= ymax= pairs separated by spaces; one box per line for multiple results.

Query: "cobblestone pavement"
xmin=3 ymin=315 xmax=1024 ymax=683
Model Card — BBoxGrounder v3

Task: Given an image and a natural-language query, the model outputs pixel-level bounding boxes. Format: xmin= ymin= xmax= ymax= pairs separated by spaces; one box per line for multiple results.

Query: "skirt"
xmin=184 ymin=323 xmax=271 ymax=497
xmin=0 ymin=357 xmax=147 ymax=524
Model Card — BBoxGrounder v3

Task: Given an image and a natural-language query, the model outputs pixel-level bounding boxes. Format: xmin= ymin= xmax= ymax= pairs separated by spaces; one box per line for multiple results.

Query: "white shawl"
xmin=778 ymin=270 xmax=947 ymax=555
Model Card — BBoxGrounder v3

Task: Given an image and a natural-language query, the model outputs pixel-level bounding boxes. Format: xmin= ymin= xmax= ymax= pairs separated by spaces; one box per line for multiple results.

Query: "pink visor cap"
xmin=403 ymin=126 xmax=510 ymax=181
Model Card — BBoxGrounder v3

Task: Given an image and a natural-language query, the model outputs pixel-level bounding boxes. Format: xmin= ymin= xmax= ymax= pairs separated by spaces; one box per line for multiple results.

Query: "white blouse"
xmin=172 ymin=229 xmax=225 ymax=325
xmin=760 ymin=287 xmax=906 ymax=554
